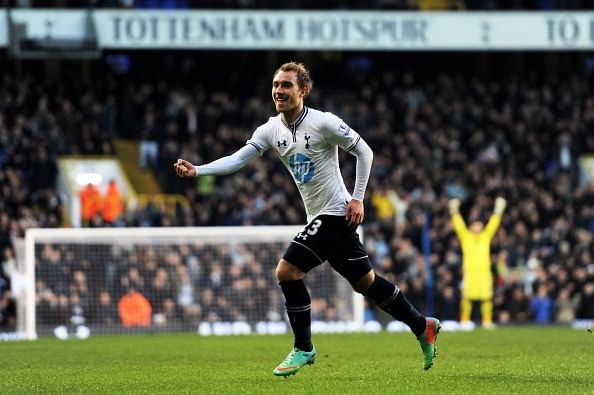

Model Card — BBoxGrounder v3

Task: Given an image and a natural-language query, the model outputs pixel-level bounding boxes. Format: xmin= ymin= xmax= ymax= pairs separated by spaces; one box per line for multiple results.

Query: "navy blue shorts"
xmin=283 ymin=215 xmax=372 ymax=283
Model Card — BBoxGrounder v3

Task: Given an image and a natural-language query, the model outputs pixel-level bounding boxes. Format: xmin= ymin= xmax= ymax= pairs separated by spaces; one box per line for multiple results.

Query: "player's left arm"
xmin=346 ymin=138 xmax=373 ymax=226
xmin=321 ymin=112 xmax=373 ymax=226
xmin=484 ymin=197 xmax=506 ymax=239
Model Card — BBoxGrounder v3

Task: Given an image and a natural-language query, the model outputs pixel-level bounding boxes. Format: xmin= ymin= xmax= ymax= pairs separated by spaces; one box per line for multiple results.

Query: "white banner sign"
xmin=1 ymin=10 xmax=594 ymax=50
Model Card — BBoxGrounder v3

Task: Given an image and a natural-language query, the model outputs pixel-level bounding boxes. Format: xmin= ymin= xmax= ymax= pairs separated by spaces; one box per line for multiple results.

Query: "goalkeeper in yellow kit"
xmin=448 ymin=197 xmax=506 ymax=329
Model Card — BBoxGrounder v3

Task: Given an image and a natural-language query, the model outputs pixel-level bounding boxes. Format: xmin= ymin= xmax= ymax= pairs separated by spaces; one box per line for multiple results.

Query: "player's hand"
xmin=346 ymin=199 xmax=364 ymax=227
xmin=174 ymin=159 xmax=197 ymax=178
xmin=494 ymin=197 xmax=507 ymax=215
xmin=448 ymin=198 xmax=461 ymax=215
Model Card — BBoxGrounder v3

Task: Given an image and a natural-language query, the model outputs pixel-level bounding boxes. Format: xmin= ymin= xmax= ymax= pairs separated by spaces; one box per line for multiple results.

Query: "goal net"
xmin=22 ymin=226 xmax=363 ymax=339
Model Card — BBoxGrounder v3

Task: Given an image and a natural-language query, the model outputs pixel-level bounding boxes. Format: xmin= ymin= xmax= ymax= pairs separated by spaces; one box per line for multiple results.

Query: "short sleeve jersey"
xmin=247 ymin=107 xmax=361 ymax=222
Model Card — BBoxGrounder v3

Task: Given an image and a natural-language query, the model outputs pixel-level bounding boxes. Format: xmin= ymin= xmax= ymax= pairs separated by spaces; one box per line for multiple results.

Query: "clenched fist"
xmin=174 ymin=159 xmax=197 ymax=178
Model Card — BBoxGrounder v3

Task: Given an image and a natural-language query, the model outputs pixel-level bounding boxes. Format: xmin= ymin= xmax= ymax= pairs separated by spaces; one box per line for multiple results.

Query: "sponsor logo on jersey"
xmin=288 ymin=153 xmax=315 ymax=183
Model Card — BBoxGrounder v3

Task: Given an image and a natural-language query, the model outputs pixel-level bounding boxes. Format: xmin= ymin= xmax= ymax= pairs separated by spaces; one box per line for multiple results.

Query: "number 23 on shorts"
xmin=297 ymin=219 xmax=322 ymax=240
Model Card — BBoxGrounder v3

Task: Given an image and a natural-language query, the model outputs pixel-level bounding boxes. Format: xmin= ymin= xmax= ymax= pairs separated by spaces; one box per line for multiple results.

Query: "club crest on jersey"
xmin=338 ymin=124 xmax=351 ymax=136
xmin=288 ymin=153 xmax=315 ymax=183
xmin=304 ymin=134 xmax=311 ymax=149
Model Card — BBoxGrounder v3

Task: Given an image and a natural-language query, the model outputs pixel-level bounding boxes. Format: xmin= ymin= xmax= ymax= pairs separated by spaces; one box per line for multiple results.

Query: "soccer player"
xmin=174 ymin=62 xmax=440 ymax=375
xmin=448 ymin=196 xmax=507 ymax=329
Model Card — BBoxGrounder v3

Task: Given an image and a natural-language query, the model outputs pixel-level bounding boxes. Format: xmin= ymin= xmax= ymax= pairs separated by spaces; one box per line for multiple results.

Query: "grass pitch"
xmin=0 ymin=326 xmax=592 ymax=394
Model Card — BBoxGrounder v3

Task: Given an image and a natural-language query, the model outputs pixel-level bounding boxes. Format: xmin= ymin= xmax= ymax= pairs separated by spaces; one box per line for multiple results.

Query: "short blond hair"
xmin=274 ymin=62 xmax=313 ymax=95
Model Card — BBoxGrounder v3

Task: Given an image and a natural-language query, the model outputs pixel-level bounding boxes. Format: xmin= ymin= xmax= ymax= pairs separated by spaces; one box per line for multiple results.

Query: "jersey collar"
xmin=281 ymin=106 xmax=309 ymax=130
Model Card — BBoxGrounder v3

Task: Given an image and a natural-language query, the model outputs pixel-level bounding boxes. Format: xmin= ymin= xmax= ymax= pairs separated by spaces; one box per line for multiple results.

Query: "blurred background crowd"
xmin=1 ymin=47 xmax=594 ymax=331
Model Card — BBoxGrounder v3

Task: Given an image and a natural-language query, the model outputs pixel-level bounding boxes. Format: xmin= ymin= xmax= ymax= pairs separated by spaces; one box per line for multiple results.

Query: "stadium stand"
xmin=1 ymin=50 xmax=593 ymax=332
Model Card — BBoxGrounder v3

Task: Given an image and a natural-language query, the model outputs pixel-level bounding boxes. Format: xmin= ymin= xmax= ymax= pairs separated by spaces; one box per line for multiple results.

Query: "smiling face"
xmin=272 ymin=69 xmax=307 ymax=124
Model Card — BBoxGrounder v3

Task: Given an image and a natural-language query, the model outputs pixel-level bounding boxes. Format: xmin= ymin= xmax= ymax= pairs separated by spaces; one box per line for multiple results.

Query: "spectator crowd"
xmin=1 ymin=52 xmax=594 ymax=332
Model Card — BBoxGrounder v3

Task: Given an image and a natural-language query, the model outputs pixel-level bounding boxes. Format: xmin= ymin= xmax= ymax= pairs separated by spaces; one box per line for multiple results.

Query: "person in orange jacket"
xmin=102 ymin=179 xmax=124 ymax=225
xmin=79 ymin=183 xmax=102 ymax=227
xmin=118 ymin=288 xmax=152 ymax=328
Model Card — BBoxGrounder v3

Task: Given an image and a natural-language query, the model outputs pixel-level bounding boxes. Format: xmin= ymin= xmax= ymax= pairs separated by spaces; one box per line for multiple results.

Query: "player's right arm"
xmin=175 ymin=124 xmax=272 ymax=178
xmin=175 ymin=144 xmax=260 ymax=178
xmin=448 ymin=198 xmax=468 ymax=238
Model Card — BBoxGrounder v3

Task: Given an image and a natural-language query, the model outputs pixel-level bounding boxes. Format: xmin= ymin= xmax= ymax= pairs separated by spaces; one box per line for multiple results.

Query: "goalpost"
xmin=22 ymin=226 xmax=364 ymax=339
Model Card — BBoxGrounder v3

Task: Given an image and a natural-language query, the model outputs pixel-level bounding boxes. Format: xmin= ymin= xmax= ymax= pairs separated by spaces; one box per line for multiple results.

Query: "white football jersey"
xmin=247 ymin=106 xmax=362 ymax=222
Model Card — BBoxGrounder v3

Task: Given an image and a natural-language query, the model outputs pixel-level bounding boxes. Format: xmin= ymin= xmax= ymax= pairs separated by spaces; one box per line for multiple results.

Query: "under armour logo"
xmin=304 ymin=134 xmax=311 ymax=149
xmin=277 ymin=140 xmax=287 ymax=148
